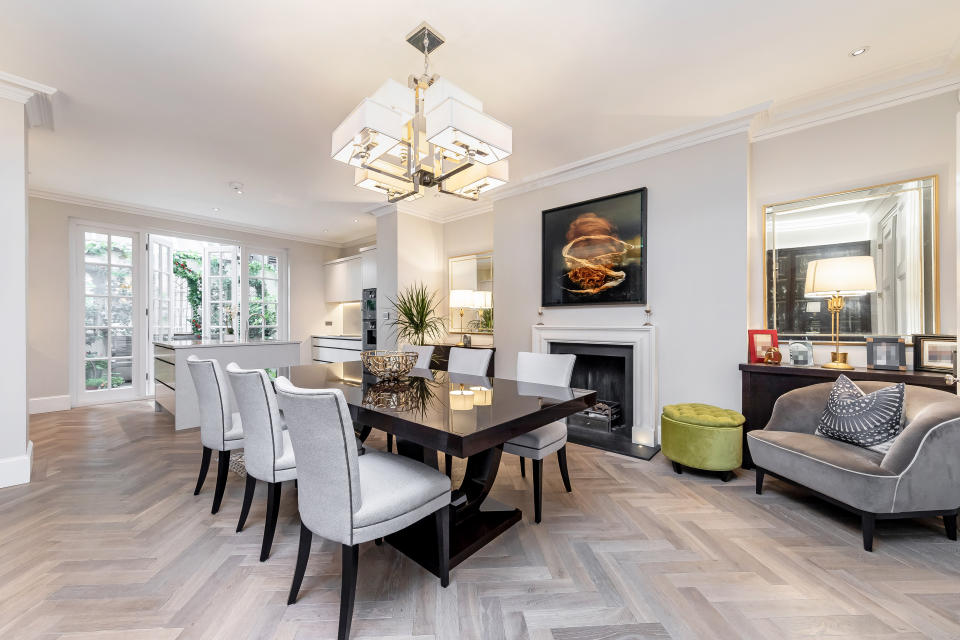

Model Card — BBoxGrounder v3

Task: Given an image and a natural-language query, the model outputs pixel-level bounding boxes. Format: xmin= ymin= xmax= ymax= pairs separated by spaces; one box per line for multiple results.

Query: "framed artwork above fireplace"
xmin=541 ymin=187 xmax=647 ymax=307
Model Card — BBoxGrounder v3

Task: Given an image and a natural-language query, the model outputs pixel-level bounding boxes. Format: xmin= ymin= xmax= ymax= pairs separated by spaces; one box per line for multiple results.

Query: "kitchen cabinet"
xmin=311 ymin=335 xmax=362 ymax=362
xmin=360 ymin=249 xmax=377 ymax=289
xmin=323 ymin=255 xmax=362 ymax=302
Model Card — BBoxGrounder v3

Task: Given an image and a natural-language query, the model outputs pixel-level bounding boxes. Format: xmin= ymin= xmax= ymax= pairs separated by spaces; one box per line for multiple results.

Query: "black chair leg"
xmin=520 ymin=457 xmax=525 ymax=478
xmin=436 ymin=505 xmax=450 ymax=588
xmin=260 ymin=482 xmax=282 ymax=561
xmin=194 ymin=446 xmax=212 ymax=495
xmin=386 ymin=433 xmax=393 ymax=453
xmin=945 ymin=513 xmax=958 ymax=541
xmin=374 ymin=537 xmax=383 ymax=546
xmin=445 ymin=453 xmax=452 ymax=478
xmin=287 ymin=523 xmax=313 ymax=605
xmin=532 ymin=459 xmax=543 ymax=524
xmin=338 ymin=544 xmax=359 ymax=640
xmin=862 ymin=514 xmax=875 ymax=552
xmin=211 ymin=450 xmax=230 ymax=514
xmin=236 ymin=475 xmax=257 ymax=532
xmin=557 ymin=446 xmax=572 ymax=493
xmin=755 ymin=468 xmax=765 ymax=495
xmin=671 ymin=461 xmax=683 ymax=475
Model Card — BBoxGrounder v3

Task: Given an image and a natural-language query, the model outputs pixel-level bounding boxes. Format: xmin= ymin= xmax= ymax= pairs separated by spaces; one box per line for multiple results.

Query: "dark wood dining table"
xmin=282 ymin=361 xmax=597 ymax=580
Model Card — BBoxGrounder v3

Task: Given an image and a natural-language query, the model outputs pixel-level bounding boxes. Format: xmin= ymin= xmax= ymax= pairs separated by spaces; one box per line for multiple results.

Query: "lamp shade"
xmin=804 ymin=256 xmax=877 ymax=297
xmin=331 ymin=98 xmax=406 ymax=166
xmin=470 ymin=385 xmax=492 ymax=406
xmin=449 ymin=289 xmax=475 ymax=308
xmin=443 ymin=161 xmax=508 ymax=197
xmin=472 ymin=290 xmax=492 ymax=309
xmin=449 ymin=384 xmax=474 ymax=411
xmin=426 ymin=98 xmax=512 ymax=164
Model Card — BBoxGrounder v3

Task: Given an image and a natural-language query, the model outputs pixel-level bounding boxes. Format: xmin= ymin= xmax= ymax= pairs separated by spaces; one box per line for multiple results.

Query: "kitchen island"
xmin=153 ymin=338 xmax=301 ymax=430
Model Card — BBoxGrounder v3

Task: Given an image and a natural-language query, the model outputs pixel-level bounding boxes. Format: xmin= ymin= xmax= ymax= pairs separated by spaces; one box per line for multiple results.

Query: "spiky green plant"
xmin=389 ymin=283 xmax=445 ymax=346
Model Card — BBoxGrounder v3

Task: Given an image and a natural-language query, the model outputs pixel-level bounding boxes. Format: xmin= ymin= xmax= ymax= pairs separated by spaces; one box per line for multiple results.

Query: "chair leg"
xmin=236 ymin=475 xmax=257 ymax=532
xmin=436 ymin=505 xmax=450 ymax=588
xmin=557 ymin=446 xmax=572 ymax=493
xmin=211 ymin=450 xmax=230 ymax=514
xmin=755 ymin=468 xmax=765 ymax=495
xmin=260 ymin=482 xmax=282 ymax=562
xmin=520 ymin=457 xmax=525 ymax=478
xmin=374 ymin=537 xmax=383 ymax=546
xmin=532 ymin=459 xmax=543 ymax=524
xmin=338 ymin=544 xmax=359 ymax=640
xmin=720 ymin=471 xmax=734 ymax=483
xmin=862 ymin=514 xmax=875 ymax=552
xmin=386 ymin=433 xmax=393 ymax=453
xmin=671 ymin=460 xmax=683 ymax=475
xmin=194 ymin=447 xmax=212 ymax=495
xmin=445 ymin=453 xmax=452 ymax=478
xmin=944 ymin=513 xmax=958 ymax=541
xmin=287 ymin=523 xmax=313 ymax=605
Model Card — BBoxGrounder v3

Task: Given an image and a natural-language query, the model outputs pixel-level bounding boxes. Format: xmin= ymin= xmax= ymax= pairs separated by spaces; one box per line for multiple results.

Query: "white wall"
xmin=375 ymin=210 xmax=398 ymax=350
xmin=751 ymin=92 xmax=958 ymax=338
xmin=27 ymin=197 xmax=338 ymax=400
xmin=494 ymin=133 xmax=750 ymax=411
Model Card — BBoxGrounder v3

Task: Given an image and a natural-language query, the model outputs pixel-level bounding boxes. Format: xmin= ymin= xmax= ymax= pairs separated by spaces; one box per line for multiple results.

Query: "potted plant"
xmin=389 ymin=283 xmax=445 ymax=347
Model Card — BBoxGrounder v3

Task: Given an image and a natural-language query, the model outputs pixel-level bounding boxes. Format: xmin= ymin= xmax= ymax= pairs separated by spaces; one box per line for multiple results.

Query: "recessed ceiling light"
xmin=212 ymin=207 xmax=220 ymax=212
xmin=229 ymin=181 xmax=244 ymax=195
xmin=849 ymin=46 xmax=869 ymax=57
xmin=353 ymin=218 xmax=359 ymax=222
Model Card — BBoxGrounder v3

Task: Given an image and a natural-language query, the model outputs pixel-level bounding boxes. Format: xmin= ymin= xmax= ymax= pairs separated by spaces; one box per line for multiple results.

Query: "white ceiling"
xmin=3 ymin=0 xmax=959 ymax=245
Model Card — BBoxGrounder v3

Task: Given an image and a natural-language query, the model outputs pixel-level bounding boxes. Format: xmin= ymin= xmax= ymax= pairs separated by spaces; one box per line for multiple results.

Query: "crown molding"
xmin=28 ymin=188 xmax=344 ymax=248
xmin=0 ymin=71 xmax=57 ymax=128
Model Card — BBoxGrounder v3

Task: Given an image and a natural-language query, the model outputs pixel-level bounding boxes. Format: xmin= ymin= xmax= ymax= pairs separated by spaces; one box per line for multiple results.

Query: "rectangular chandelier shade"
xmin=331 ymin=98 xmax=407 ymax=166
xmin=424 ymin=77 xmax=482 ymax=114
xmin=354 ymin=168 xmax=420 ymax=200
xmin=443 ymin=160 xmax=508 ymax=196
xmin=426 ymin=98 xmax=512 ymax=164
xmin=804 ymin=256 xmax=877 ymax=297
xmin=371 ymin=79 xmax=415 ymax=121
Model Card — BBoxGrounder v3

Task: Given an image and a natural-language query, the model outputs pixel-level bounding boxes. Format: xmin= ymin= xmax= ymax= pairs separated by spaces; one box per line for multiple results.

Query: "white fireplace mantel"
xmin=531 ymin=325 xmax=659 ymax=447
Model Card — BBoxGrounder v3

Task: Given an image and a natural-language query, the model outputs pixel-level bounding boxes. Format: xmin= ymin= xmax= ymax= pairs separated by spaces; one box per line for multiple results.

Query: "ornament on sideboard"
xmin=763 ymin=346 xmax=783 ymax=365
xmin=536 ymin=306 xmax=544 ymax=326
xmin=643 ymin=305 xmax=653 ymax=326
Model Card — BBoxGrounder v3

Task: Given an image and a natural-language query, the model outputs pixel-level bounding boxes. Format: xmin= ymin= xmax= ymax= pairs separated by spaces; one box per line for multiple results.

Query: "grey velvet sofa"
xmin=747 ymin=381 xmax=960 ymax=551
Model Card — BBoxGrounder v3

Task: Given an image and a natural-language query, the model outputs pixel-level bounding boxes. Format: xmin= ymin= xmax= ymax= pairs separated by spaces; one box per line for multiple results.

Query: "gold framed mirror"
xmin=448 ymin=252 xmax=493 ymax=334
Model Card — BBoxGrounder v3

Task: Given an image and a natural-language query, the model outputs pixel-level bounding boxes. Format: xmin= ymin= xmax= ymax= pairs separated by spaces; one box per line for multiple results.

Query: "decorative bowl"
xmin=360 ymin=350 xmax=418 ymax=380
xmin=362 ymin=380 xmax=417 ymax=412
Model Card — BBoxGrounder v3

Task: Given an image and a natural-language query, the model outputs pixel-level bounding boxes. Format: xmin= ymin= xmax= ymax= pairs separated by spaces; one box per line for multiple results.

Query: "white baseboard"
xmin=28 ymin=395 xmax=71 ymax=414
xmin=0 ymin=441 xmax=33 ymax=488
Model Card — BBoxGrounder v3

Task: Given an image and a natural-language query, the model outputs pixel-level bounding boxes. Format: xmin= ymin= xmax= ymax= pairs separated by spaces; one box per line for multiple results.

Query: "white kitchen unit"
xmin=323 ymin=255 xmax=362 ymax=302
xmin=311 ymin=335 xmax=362 ymax=363
xmin=360 ymin=248 xmax=377 ymax=289
xmin=153 ymin=339 xmax=301 ymax=430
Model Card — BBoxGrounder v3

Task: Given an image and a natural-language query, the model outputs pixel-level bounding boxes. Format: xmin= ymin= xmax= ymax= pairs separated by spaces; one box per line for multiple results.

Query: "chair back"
xmin=226 ymin=363 xmax=286 ymax=482
xmin=403 ymin=344 xmax=435 ymax=369
xmin=517 ymin=352 xmax=576 ymax=387
xmin=274 ymin=377 xmax=361 ymax=545
xmin=186 ymin=355 xmax=234 ymax=450
xmin=448 ymin=347 xmax=492 ymax=376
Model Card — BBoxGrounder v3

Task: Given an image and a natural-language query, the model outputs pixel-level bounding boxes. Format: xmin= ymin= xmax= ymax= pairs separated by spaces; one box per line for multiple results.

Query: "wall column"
xmin=0 ymin=72 xmax=55 ymax=487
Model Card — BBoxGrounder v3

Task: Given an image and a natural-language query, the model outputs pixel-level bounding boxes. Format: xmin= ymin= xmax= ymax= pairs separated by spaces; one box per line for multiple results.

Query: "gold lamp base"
xmin=822 ymin=351 xmax=853 ymax=370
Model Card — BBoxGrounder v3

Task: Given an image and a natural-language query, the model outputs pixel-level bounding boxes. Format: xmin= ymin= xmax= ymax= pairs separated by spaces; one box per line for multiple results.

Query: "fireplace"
xmin=533 ymin=325 xmax=659 ymax=461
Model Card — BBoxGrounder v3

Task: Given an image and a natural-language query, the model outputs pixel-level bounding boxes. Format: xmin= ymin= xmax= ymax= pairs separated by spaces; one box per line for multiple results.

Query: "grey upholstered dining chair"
xmin=275 ymin=377 xmax=452 ymax=639
xmin=443 ymin=347 xmax=494 ymax=475
xmin=384 ymin=344 xmax=437 ymax=453
xmin=226 ymin=363 xmax=296 ymax=562
xmin=505 ymin=352 xmax=576 ymax=523
xmin=186 ymin=355 xmax=245 ymax=514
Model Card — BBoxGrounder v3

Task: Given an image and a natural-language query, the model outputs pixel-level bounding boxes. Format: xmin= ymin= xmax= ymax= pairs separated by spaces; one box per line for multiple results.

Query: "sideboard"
xmin=739 ymin=362 xmax=953 ymax=468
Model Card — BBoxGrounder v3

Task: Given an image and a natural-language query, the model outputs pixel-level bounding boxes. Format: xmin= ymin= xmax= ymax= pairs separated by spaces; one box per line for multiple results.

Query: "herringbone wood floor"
xmin=2 ymin=401 xmax=959 ymax=639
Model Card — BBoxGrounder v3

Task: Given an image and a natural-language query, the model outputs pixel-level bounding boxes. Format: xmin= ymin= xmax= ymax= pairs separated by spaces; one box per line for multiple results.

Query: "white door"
xmin=203 ymin=244 xmax=239 ymax=341
xmin=242 ymin=248 xmax=287 ymax=340
xmin=74 ymin=226 xmax=143 ymax=404
xmin=149 ymin=236 xmax=175 ymax=343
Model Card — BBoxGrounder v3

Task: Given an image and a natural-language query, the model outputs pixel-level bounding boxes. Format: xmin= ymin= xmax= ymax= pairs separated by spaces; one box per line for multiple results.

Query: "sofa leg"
xmin=945 ymin=513 xmax=958 ymax=541
xmin=861 ymin=514 xmax=875 ymax=552
xmin=671 ymin=461 xmax=682 ymax=475
xmin=755 ymin=468 xmax=765 ymax=495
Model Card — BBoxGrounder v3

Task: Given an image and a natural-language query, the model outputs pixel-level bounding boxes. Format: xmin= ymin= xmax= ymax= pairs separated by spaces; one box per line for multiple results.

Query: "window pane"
xmin=85 ymin=297 xmax=108 ymax=326
xmin=221 ymin=253 xmax=234 ymax=277
xmin=111 ymin=359 xmax=133 ymax=388
xmin=248 ymin=302 xmax=263 ymax=327
xmin=111 ymin=328 xmax=133 ymax=357
xmin=208 ymin=254 xmax=220 ymax=276
xmin=209 ymin=278 xmax=221 ymax=301
xmin=264 ymin=255 xmax=279 ymax=277
xmin=221 ymin=277 xmax=232 ymax=302
xmin=85 ymin=360 xmax=109 ymax=390
xmin=208 ymin=327 xmax=221 ymax=340
xmin=263 ymin=304 xmax=277 ymax=327
xmin=111 ymin=236 xmax=132 ymax=265
xmin=249 ymin=254 xmax=264 ymax=277
xmin=111 ymin=267 xmax=133 ymax=296
xmin=85 ymin=265 xmax=109 ymax=295
xmin=248 ymin=279 xmax=263 ymax=302
xmin=210 ymin=303 xmax=221 ymax=326
xmin=85 ymin=328 xmax=108 ymax=357
xmin=264 ymin=327 xmax=277 ymax=340
xmin=248 ymin=326 xmax=262 ymax=340
xmin=264 ymin=279 xmax=278 ymax=303
xmin=84 ymin=233 xmax=109 ymax=263
xmin=111 ymin=297 xmax=133 ymax=326
xmin=160 ymin=301 xmax=170 ymax=326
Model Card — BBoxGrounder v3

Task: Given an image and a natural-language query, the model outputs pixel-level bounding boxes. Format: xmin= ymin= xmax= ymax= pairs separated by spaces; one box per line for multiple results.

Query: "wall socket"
xmin=324 ymin=320 xmax=333 ymax=326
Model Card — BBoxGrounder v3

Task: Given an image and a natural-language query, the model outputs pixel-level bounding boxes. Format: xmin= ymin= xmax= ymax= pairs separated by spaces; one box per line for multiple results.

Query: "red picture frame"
xmin=747 ymin=329 xmax=778 ymax=363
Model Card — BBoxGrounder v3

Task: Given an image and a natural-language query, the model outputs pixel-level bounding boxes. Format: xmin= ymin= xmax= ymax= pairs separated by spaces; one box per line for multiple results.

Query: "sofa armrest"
xmin=762 ymin=383 xmax=833 ymax=434
xmin=881 ymin=401 xmax=960 ymax=474
xmin=887 ymin=414 xmax=960 ymax=512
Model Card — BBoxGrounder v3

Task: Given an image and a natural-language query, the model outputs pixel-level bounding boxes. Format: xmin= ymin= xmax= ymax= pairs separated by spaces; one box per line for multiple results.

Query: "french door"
xmin=202 ymin=244 xmax=240 ymax=340
xmin=242 ymin=248 xmax=287 ymax=341
xmin=73 ymin=224 xmax=144 ymax=404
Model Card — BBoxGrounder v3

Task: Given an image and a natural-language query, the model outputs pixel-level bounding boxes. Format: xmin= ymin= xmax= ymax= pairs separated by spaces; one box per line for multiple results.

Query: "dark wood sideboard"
xmin=428 ymin=344 xmax=496 ymax=377
xmin=739 ymin=363 xmax=953 ymax=468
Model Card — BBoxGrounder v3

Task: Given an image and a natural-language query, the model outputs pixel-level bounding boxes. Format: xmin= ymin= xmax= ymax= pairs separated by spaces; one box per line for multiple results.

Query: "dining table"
xmin=281 ymin=361 xmax=597 ymax=581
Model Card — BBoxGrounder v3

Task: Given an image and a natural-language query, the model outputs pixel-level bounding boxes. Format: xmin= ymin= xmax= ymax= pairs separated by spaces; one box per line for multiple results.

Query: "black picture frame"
xmin=866 ymin=336 xmax=906 ymax=371
xmin=541 ymin=187 xmax=647 ymax=307
xmin=912 ymin=334 xmax=957 ymax=372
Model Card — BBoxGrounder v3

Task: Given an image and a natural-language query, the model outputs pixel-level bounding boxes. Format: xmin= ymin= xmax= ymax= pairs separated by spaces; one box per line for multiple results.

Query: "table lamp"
xmin=449 ymin=289 xmax=475 ymax=333
xmin=804 ymin=256 xmax=876 ymax=370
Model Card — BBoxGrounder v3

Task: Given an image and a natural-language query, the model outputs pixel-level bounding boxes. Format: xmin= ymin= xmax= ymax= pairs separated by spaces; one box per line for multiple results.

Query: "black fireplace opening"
xmin=548 ymin=342 xmax=657 ymax=460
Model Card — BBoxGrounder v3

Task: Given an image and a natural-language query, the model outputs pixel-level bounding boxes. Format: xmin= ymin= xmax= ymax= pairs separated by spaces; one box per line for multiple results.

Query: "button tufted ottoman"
xmin=661 ymin=403 xmax=745 ymax=482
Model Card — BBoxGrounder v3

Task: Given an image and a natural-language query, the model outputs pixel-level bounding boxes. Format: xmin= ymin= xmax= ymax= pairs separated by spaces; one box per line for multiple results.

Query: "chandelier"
xmin=331 ymin=23 xmax=511 ymax=203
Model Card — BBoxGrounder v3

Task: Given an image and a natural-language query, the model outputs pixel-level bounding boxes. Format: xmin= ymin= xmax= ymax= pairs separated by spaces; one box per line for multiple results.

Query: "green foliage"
xmin=389 ymin=283 xmax=445 ymax=347
xmin=173 ymin=251 xmax=202 ymax=334
xmin=467 ymin=307 xmax=494 ymax=332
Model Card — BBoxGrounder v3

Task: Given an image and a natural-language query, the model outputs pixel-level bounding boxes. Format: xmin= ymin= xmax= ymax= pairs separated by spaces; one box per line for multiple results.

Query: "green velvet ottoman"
xmin=661 ymin=403 xmax=745 ymax=482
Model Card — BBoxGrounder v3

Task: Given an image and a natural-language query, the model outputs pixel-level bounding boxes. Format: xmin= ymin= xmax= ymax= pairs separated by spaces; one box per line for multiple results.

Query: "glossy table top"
xmin=283 ymin=362 xmax=597 ymax=458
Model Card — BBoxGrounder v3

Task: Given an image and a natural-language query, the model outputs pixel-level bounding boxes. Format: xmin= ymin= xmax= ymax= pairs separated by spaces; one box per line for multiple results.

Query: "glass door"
xmin=76 ymin=226 xmax=142 ymax=404
xmin=243 ymin=249 xmax=286 ymax=340
xmin=203 ymin=244 xmax=239 ymax=341
xmin=149 ymin=237 xmax=174 ymax=342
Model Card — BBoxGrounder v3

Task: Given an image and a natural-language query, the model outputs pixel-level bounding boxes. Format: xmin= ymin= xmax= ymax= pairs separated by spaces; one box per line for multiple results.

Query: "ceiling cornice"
xmin=0 ymin=71 xmax=57 ymax=128
xmin=28 ymin=188 xmax=344 ymax=248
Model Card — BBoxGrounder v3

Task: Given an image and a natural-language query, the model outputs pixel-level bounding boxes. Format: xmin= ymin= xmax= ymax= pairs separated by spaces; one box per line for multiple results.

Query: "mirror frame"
xmin=448 ymin=251 xmax=494 ymax=335
xmin=762 ymin=175 xmax=940 ymax=343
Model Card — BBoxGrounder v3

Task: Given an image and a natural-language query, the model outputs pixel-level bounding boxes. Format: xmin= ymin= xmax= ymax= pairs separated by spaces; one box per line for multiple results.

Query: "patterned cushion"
xmin=815 ymin=375 xmax=905 ymax=454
